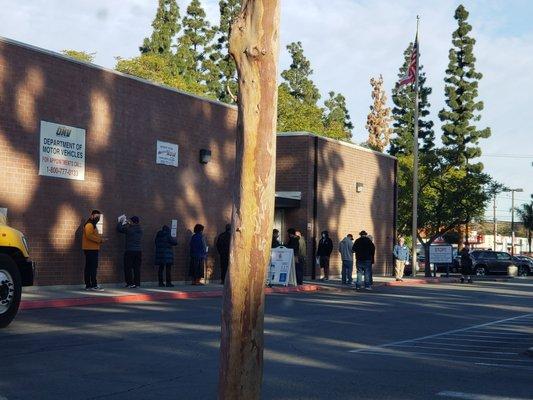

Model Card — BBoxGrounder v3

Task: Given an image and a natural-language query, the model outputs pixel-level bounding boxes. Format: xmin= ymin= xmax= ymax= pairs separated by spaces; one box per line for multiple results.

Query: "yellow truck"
xmin=0 ymin=214 xmax=34 ymax=328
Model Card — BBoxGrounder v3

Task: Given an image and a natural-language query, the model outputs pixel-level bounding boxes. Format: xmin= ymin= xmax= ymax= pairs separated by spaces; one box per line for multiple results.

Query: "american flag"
xmin=398 ymin=37 xmax=418 ymax=86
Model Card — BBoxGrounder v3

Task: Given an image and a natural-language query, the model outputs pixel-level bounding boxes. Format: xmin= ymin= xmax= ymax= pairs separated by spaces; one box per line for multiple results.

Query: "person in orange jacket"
xmin=82 ymin=210 xmax=105 ymax=291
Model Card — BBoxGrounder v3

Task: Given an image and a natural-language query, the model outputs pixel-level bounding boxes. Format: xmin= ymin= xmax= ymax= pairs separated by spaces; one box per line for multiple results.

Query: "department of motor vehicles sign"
xmin=156 ymin=140 xmax=179 ymax=167
xmin=39 ymin=121 xmax=85 ymax=180
xmin=429 ymin=245 xmax=453 ymax=264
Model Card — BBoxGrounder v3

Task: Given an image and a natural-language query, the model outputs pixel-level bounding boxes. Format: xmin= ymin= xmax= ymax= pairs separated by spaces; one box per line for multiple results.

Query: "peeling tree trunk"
xmin=218 ymin=1 xmax=280 ymax=399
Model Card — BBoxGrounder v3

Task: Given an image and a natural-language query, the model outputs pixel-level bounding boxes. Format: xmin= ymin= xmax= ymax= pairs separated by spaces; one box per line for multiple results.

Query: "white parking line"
xmin=437 ymin=390 xmax=532 ymax=400
xmin=358 ymin=350 xmax=533 ymax=363
xmin=349 ymin=313 xmax=532 ymax=353
xmin=390 ymin=344 xmax=518 ymax=355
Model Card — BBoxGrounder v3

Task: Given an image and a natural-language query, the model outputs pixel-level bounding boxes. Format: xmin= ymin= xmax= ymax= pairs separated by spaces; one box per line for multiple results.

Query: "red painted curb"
xmin=20 ymin=284 xmax=320 ymax=311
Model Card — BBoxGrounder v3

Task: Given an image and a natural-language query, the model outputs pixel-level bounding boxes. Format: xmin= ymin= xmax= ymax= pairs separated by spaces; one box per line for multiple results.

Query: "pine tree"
xmin=214 ymin=0 xmax=241 ymax=103
xmin=323 ymin=91 xmax=353 ymax=140
xmin=366 ymin=75 xmax=392 ymax=152
xmin=140 ymin=0 xmax=180 ymax=55
xmin=61 ymin=50 xmax=96 ymax=63
xmin=280 ymin=42 xmax=321 ymax=105
xmin=389 ymin=42 xmax=434 ymax=156
xmin=179 ymin=0 xmax=214 ymax=70
xmin=439 ymin=4 xmax=490 ymax=172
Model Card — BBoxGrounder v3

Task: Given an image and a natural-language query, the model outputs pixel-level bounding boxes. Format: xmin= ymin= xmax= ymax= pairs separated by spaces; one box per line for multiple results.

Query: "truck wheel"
xmin=0 ymin=254 xmax=22 ymax=328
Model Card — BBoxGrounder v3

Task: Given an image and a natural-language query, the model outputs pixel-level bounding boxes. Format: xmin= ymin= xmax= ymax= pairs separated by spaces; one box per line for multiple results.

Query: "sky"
xmin=0 ymin=0 xmax=531 ymax=223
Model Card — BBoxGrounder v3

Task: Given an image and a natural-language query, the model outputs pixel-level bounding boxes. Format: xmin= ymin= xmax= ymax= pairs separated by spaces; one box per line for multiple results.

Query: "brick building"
xmin=0 ymin=37 xmax=396 ymax=286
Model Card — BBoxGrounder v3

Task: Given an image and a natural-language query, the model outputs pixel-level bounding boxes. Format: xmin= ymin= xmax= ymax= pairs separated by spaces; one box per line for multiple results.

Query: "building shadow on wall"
xmin=0 ymin=41 xmax=237 ymax=286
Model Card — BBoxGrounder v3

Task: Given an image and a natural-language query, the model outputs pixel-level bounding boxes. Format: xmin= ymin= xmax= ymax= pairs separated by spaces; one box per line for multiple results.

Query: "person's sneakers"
xmin=85 ymin=286 xmax=92 ymax=291
xmin=364 ymin=287 xmax=373 ymax=291
xmin=395 ymin=278 xmax=401 ymax=281
xmin=158 ymin=282 xmax=165 ymax=287
xmin=128 ymin=284 xmax=137 ymax=289
xmin=92 ymin=286 xmax=104 ymax=291
xmin=166 ymin=283 xmax=174 ymax=287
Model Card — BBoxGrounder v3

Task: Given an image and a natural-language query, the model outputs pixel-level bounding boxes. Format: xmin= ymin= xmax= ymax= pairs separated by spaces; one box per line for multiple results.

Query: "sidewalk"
xmin=314 ymin=275 xmax=461 ymax=291
xmin=20 ymin=282 xmax=320 ymax=311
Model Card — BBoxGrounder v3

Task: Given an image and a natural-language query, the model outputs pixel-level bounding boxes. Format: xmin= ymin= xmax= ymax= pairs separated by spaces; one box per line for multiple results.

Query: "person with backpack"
xmin=317 ymin=231 xmax=333 ymax=281
xmin=155 ymin=225 xmax=177 ymax=287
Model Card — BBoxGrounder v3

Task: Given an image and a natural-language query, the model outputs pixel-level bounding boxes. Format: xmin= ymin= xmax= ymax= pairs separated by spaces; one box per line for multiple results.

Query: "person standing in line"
xmin=352 ymin=230 xmax=375 ymax=290
xmin=296 ymin=230 xmax=307 ymax=284
xmin=82 ymin=210 xmax=105 ymax=291
xmin=286 ymin=228 xmax=301 ymax=285
xmin=190 ymin=224 xmax=208 ymax=285
xmin=272 ymin=229 xmax=281 ymax=248
xmin=155 ymin=225 xmax=177 ymax=287
xmin=460 ymin=245 xmax=473 ymax=284
xmin=216 ymin=224 xmax=232 ymax=284
xmin=393 ymin=236 xmax=409 ymax=282
xmin=117 ymin=216 xmax=143 ymax=288
xmin=339 ymin=234 xmax=354 ymax=284
xmin=317 ymin=231 xmax=333 ymax=281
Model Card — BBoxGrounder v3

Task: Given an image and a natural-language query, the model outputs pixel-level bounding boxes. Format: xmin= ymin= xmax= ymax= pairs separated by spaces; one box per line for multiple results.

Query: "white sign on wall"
xmin=39 ymin=121 xmax=85 ymax=180
xmin=171 ymin=219 xmax=178 ymax=238
xmin=267 ymin=246 xmax=297 ymax=286
xmin=156 ymin=140 xmax=179 ymax=167
xmin=429 ymin=245 xmax=453 ymax=264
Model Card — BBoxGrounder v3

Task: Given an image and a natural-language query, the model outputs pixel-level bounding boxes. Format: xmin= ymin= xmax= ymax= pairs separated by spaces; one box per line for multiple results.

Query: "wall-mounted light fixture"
xmin=199 ymin=149 xmax=212 ymax=164
xmin=355 ymin=182 xmax=364 ymax=193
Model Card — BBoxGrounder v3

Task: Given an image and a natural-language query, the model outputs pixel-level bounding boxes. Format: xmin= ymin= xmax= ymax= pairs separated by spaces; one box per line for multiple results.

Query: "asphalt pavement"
xmin=1 ymin=279 xmax=532 ymax=400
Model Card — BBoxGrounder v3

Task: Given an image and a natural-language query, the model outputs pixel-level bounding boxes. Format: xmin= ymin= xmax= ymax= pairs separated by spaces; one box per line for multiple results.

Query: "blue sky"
xmin=0 ymin=0 xmax=531 ymax=222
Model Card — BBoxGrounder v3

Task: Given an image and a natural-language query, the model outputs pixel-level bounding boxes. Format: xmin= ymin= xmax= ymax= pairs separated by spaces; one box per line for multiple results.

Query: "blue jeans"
xmin=342 ymin=260 xmax=353 ymax=283
xmin=356 ymin=260 xmax=372 ymax=289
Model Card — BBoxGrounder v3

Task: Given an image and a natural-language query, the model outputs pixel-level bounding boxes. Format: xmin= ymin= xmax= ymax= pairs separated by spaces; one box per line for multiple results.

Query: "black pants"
xmin=158 ymin=263 xmax=172 ymax=284
xmin=296 ymin=257 xmax=305 ymax=285
xmin=84 ymin=250 xmax=99 ymax=288
xmin=124 ymin=251 xmax=142 ymax=286
xmin=220 ymin=255 xmax=229 ymax=284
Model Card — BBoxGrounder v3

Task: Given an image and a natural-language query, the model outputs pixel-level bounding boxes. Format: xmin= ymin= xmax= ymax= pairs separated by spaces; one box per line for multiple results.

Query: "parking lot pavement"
xmin=2 ymin=280 xmax=533 ymax=400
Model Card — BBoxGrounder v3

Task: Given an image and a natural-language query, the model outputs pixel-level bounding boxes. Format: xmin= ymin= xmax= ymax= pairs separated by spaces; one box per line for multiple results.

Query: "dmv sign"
xmin=429 ymin=245 xmax=453 ymax=264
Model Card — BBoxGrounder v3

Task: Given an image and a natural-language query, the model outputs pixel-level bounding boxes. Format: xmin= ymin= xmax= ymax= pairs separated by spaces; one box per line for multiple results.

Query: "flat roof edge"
xmin=277 ymin=132 xmax=397 ymax=160
xmin=0 ymin=36 xmax=238 ymax=111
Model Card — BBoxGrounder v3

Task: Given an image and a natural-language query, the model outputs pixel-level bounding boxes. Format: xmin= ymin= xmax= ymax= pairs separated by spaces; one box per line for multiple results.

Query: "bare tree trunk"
xmin=218 ymin=1 xmax=280 ymax=399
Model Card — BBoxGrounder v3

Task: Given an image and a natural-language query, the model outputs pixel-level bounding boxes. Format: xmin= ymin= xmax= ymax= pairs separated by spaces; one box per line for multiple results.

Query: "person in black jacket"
xmin=286 ymin=228 xmax=302 ymax=284
xmin=117 ymin=216 xmax=143 ymax=288
xmin=272 ymin=229 xmax=281 ymax=248
xmin=352 ymin=230 xmax=375 ymax=290
xmin=155 ymin=225 xmax=177 ymax=287
xmin=317 ymin=231 xmax=333 ymax=281
xmin=460 ymin=246 xmax=473 ymax=284
xmin=216 ymin=224 xmax=232 ymax=284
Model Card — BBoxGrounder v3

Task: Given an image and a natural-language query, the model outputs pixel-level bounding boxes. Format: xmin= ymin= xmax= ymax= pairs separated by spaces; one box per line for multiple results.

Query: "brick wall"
xmin=0 ymin=38 xmax=238 ymax=285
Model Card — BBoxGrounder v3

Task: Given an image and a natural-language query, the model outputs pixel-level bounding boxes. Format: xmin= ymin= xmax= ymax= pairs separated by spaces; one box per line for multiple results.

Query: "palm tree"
xmin=516 ymin=202 xmax=533 ymax=253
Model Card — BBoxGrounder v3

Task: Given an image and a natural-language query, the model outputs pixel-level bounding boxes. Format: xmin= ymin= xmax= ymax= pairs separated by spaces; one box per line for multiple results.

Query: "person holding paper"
xmin=117 ymin=216 xmax=143 ymax=288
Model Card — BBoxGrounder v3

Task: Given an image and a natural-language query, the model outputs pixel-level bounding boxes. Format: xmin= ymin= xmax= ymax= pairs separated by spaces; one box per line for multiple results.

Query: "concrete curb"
xmin=19 ymin=284 xmax=320 ymax=311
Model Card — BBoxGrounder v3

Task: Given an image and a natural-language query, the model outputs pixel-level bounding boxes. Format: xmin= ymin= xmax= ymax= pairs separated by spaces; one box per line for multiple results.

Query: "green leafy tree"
xmin=323 ymin=91 xmax=353 ymax=140
xmin=115 ymin=54 xmax=207 ymax=97
xmin=389 ymin=42 xmax=434 ymax=156
xmin=516 ymin=202 xmax=533 ymax=253
xmin=213 ymin=0 xmax=241 ymax=103
xmin=140 ymin=0 xmax=181 ymax=55
xmin=61 ymin=50 xmax=95 ymax=63
xmin=439 ymin=4 xmax=491 ymax=172
xmin=277 ymin=85 xmax=326 ymax=134
xmin=280 ymin=42 xmax=321 ymax=105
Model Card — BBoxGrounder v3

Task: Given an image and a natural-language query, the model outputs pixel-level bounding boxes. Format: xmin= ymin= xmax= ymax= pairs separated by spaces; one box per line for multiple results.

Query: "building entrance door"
xmin=274 ymin=208 xmax=284 ymax=244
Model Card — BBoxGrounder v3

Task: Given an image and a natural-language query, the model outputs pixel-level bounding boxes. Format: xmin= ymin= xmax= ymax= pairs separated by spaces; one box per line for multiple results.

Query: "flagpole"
xmin=411 ymin=16 xmax=420 ymax=277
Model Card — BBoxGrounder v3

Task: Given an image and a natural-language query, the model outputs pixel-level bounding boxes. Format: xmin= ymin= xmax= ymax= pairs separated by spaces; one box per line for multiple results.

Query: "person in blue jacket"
xmin=155 ymin=225 xmax=177 ymax=287
xmin=189 ymin=224 xmax=208 ymax=285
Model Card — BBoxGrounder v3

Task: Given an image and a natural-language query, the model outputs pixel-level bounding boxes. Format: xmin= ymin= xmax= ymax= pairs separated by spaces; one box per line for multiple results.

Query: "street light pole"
xmin=504 ymin=188 xmax=523 ymax=256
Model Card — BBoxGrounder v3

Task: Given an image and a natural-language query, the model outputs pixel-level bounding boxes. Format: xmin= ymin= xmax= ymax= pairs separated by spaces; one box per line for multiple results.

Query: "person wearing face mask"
xmin=317 ymin=231 xmax=333 ymax=281
xmin=272 ymin=229 xmax=281 ymax=248
xmin=82 ymin=210 xmax=105 ymax=291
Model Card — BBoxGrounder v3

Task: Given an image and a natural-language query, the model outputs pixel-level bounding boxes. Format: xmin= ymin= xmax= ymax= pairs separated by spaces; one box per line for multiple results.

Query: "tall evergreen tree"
xmin=389 ymin=43 xmax=434 ymax=156
xmin=214 ymin=0 xmax=241 ymax=103
xmin=179 ymin=0 xmax=214 ymax=70
xmin=140 ymin=0 xmax=180 ymax=55
xmin=439 ymin=4 xmax=490 ymax=172
xmin=280 ymin=42 xmax=321 ymax=105
xmin=323 ymin=91 xmax=353 ymax=140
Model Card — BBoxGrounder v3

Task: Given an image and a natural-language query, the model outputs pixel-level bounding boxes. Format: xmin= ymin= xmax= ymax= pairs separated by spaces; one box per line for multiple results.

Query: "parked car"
xmin=469 ymin=250 xmax=531 ymax=276
xmin=404 ymin=254 xmax=435 ymax=276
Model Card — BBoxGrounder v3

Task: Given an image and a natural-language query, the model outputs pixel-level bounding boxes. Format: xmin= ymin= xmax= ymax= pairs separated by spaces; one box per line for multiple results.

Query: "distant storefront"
xmin=0 ymin=37 xmax=396 ymax=285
